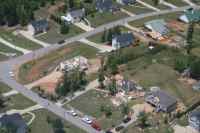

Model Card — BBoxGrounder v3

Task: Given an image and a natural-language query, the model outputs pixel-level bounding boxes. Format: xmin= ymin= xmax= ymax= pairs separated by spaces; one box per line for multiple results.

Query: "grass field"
xmin=18 ymin=42 xmax=98 ymax=84
xmin=66 ymin=90 xmax=124 ymax=130
xmin=140 ymin=0 xmax=170 ymax=9
xmin=0 ymin=82 xmax=12 ymax=93
xmin=36 ymin=21 xmax=84 ymax=44
xmin=123 ymin=3 xmax=154 ymax=14
xmin=0 ymin=94 xmax=35 ymax=113
xmin=0 ymin=28 xmax=43 ymax=50
xmin=87 ymin=11 xmax=128 ymax=27
xmin=166 ymin=0 xmax=189 ymax=7
xmin=28 ymin=109 xmax=85 ymax=133
xmin=129 ymin=12 xmax=183 ymax=27
xmin=0 ymin=42 xmax=22 ymax=55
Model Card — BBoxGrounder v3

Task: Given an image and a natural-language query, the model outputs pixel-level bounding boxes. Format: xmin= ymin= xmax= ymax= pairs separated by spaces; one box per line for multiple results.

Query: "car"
xmin=58 ymin=40 xmax=65 ymax=44
xmin=9 ymin=71 xmax=15 ymax=77
xmin=106 ymin=130 xmax=113 ymax=133
xmin=115 ymin=125 xmax=124 ymax=132
xmin=82 ymin=116 xmax=92 ymax=124
xmin=123 ymin=116 xmax=131 ymax=123
xmin=91 ymin=121 xmax=101 ymax=131
xmin=68 ymin=110 xmax=77 ymax=117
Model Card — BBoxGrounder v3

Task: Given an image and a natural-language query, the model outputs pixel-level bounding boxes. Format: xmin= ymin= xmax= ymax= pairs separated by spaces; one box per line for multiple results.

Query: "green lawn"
xmin=123 ymin=113 xmax=174 ymax=133
xmin=140 ymin=0 xmax=170 ymax=9
xmin=28 ymin=109 xmax=85 ymax=133
xmin=18 ymin=42 xmax=98 ymax=84
xmin=0 ymin=28 xmax=43 ymax=50
xmin=0 ymin=94 xmax=35 ymax=113
xmin=0 ymin=42 xmax=22 ymax=55
xmin=66 ymin=90 xmax=124 ymax=130
xmin=166 ymin=0 xmax=189 ymax=7
xmin=0 ymin=82 xmax=12 ymax=93
xmin=129 ymin=12 xmax=183 ymax=27
xmin=36 ymin=21 xmax=84 ymax=44
xmin=86 ymin=11 xmax=128 ymax=27
xmin=123 ymin=3 xmax=154 ymax=14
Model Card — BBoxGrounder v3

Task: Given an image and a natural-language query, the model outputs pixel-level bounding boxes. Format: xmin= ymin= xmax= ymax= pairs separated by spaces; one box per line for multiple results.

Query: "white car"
xmin=9 ymin=71 xmax=14 ymax=77
xmin=82 ymin=116 xmax=92 ymax=124
xmin=69 ymin=110 xmax=77 ymax=117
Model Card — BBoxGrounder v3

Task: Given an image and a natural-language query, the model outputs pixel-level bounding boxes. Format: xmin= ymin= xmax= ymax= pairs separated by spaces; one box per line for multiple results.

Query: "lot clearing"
xmin=66 ymin=89 xmax=125 ymax=130
xmin=122 ymin=3 xmax=154 ymax=14
xmin=17 ymin=42 xmax=98 ymax=84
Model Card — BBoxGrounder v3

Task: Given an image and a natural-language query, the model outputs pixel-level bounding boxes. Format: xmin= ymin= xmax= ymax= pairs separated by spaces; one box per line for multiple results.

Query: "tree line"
xmin=0 ymin=0 xmax=55 ymax=26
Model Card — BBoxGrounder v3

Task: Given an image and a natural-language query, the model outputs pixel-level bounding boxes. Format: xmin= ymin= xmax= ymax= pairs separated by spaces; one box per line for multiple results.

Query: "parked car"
xmin=106 ymin=130 xmax=113 ymax=133
xmin=9 ymin=71 xmax=14 ymax=77
xmin=82 ymin=116 xmax=92 ymax=124
xmin=58 ymin=40 xmax=65 ymax=44
xmin=68 ymin=110 xmax=77 ymax=117
xmin=123 ymin=116 xmax=131 ymax=123
xmin=91 ymin=121 xmax=101 ymax=131
xmin=115 ymin=125 xmax=124 ymax=132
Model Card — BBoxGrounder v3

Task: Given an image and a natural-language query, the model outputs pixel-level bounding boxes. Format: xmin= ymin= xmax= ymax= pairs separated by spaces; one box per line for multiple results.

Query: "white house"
xmin=61 ymin=9 xmax=85 ymax=24
xmin=28 ymin=19 xmax=49 ymax=36
xmin=179 ymin=8 xmax=200 ymax=23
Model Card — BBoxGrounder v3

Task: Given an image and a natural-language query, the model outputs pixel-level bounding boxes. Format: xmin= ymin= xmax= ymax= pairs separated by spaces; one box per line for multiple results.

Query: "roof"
xmin=189 ymin=107 xmax=200 ymax=122
xmin=96 ymin=0 xmax=113 ymax=11
xmin=31 ymin=19 xmax=48 ymax=31
xmin=147 ymin=90 xmax=177 ymax=109
xmin=185 ymin=8 xmax=200 ymax=22
xmin=122 ymin=80 xmax=136 ymax=91
xmin=113 ymin=33 xmax=134 ymax=45
xmin=69 ymin=9 xmax=85 ymax=18
xmin=0 ymin=113 xmax=27 ymax=133
xmin=145 ymin=19 xmax=169 ymax=35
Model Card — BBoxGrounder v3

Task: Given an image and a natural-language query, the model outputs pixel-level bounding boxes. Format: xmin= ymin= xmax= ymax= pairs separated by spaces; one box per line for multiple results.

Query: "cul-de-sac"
xmin=0 ymin=0 xmax=200 ymax=133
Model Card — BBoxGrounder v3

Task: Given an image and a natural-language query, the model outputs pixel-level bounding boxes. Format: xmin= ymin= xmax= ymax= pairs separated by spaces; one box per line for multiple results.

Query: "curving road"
xmin=0 ymin=5 xmax=199 ymax=133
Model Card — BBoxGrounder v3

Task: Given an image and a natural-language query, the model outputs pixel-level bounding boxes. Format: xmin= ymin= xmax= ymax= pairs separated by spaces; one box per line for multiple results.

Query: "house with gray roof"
xmin=112 ymin=33 xmax=135 ymax=49
xmin=96 ymin=0 xmax=118 ymax=13
xmin=0 ymin=113 xmax=27 ymax=133
xmin=61 ymin=9 xmax=85 ymax=24
xmin=179 ymin=8 xmax=200 ymax=23
xmin=188 ymin=107 xmax=200 ymax=131
xmin=117 ymin=0 xmax=136 ymax=5
xmin=145 ymin=90 xmax=177 ymax=113
xmin=145 ymin=19 xmax=169 ymax=36
xmin=28 ymin=19 xmax=49 ymax=35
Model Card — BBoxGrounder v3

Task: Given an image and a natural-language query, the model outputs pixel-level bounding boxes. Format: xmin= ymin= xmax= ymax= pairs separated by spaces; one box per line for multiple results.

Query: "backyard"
xmin=140 ymin=0 xmax=170 ymax=9
xmin=123 ymin=3 xmax=154 ymax=14
xmin=17 ymin=42 xmax=98 ymax=84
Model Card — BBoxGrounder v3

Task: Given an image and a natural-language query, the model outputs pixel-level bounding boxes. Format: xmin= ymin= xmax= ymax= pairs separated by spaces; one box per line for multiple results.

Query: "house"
xmin=0 ymin=113 xmax=27 ymax=133
xmin=61 ymin=9 xmax=85 ymax=24
xmin=193 ymin=81 xmax=200 ymax=91
xmin=112 ymin=33 xmax=135 ymax=49
xmin=179 ymin=8 xmax=200 ymax=23
xmin=144 ymin=19 xmax=169 ymax=40
xmin=117 ymin=0 xmax=136 ymax=5
xmin=145 ymin=90 xmax=177 ymax=113
xmin=28 ymin=19 xmax=49 ymax=35
xmin=59 ymin=56 xmax=89 ymax=72
xmin=121 ymin=80 xmax=143 ymax=92
xmin=96 ymin=0 xmax=118 ymax=13
xmin=188 ymin=107 xmax=200 ymax=131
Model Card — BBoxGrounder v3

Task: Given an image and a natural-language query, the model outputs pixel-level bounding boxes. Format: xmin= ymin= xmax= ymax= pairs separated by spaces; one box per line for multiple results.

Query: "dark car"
xmin=115 ymin=125 xmax=124 ymax=131
xmin=123 ymin=116 xmax=131 ymax=123
xmin=58 ymin=40 xmax=65 ymax=44
xmin=106 ymin=130 xmax=113 ymax=133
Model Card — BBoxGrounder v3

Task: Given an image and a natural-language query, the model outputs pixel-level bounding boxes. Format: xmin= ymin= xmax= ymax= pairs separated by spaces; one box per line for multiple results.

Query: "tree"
xmin=107 ymin=78 xmax=117 ymax=96
xmin=186 ymin=22 xmax=195 ymax=54
xmin=138 ymin=111 xmax=148 ymax=129
xmin=100 ymin=105 xmax=112 ymax=117
xmin=121 ymin=103 xmax=130 ymax=116
xmin=174 ymin=56 xmax=189 ymax=73
xmin=152 ymin=0 xmax=159 ymax=6
xmin=190 ymin=59 xmax=200 ymax=79
xmin=60 ymin=22 xmax=69 ymax=34
xmin=101 ymin=30 xmax=107 ymax=42
xmin=98 ymin=57 xmax=105 ymax=89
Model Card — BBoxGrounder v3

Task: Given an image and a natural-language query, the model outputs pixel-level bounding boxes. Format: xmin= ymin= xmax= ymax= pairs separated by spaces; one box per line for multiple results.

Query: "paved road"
xmin=0 ymin=6 xmax=199 ymax=133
